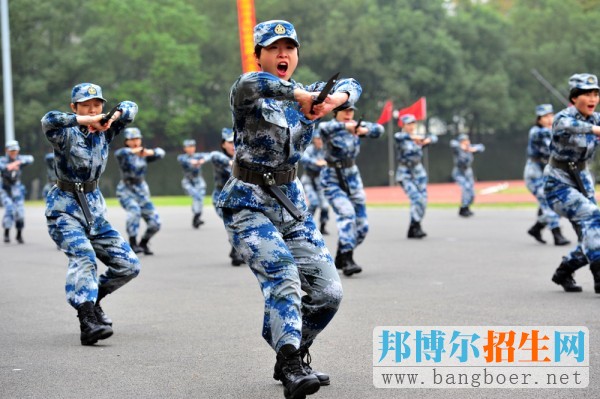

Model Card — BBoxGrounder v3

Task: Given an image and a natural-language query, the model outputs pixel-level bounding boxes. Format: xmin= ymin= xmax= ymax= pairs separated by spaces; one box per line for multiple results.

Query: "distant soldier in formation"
xmin=41 ymin=82 xmax=140 ymax=345
xmin=545 ymin=73 xmax=600 ymax=294
xmin=115 ymin=127 xmax=165 ymax=255
xmin=319 ymin=104 xmax=384 ymax=276
xmin=42 ymin=152 xmax=57 ymax=199
xmin=178 ymin=139 xmax=209 ymax=228
xmin=300 ymin=128 xmax=330 ymax=235
xmin=394 ymin=114 xmax=438 ymax=239
xmin=523 ymin=104 xmax=570 ymax=246
xmin=450 ymin=133 xmax=485 ymax=217
xmin=208 ymin=128 xmax=244 ymax=266
xmin=0 ymin=140 xmax=34 ymax=244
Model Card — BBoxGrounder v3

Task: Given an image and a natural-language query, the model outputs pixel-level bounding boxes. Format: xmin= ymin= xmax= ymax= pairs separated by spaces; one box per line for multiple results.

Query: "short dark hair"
xmin=569 ymin=87 xmax=599 ymax=104
xmin=253 ymin=44 xmax=299 ymax=61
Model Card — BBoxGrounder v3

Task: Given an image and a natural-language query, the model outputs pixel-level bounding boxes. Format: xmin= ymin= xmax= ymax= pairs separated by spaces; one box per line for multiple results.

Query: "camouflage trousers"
xmin=117 ymin=181 xmax=161 ymax=240
xmin=524 ymin=160 xmax=560 ymax=229
xmin=452 ymin=167 xmax=475 ymax=207
xmin=222 ymin=206 xmax=342 ymax=352
xmin=46 ymin=187 xmax=140 ymax=308
xmin=301 ymin=175 xmax=329 ymax=224
xmin=1 ymin=183 xmax=25 ymax=229
xmin=545 ymin=173 xmax=600 ymax=264
xmin=182 ymin=177 xmax=206 ymax=215
xmin=397 ymin=164 xmax=428 ymax=223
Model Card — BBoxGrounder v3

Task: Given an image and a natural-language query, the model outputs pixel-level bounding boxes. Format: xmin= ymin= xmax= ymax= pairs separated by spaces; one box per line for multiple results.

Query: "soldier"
xmin=208 ymin=128 xmax=244 ymax=266
xmin=299 ymin=128 xmax=330 ymax=235
xmin=450 ymin=133 xmax=485 ymax=217
xmin=41 ymin=82 xmax=140 ymax=345
xmin=319 ymin=104 xmax=384 ymax=275
xmin=177 ymin=139 xmax=209 ymax=228
xmin=545 ymin=73 xmax=600 ymax=294
xmin=0 ymin=140 xmax=34 ymax=244
xmin=42 ymin=151 xmax=57 ymax=199
xmin=524 ymin=104 xmax=570 ymax=246
xmin=115 ymin=127 xmax=165 ymax=255
xmin=394 ymin=114 xmax=438 ymax=239
xmin=216 ymin=20 xmax=360 ymax=399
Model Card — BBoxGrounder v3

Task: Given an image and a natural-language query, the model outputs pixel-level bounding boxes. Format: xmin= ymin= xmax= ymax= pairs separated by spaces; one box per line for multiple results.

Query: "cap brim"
xmin=74 ymin=96 xmax=107 ymax=103
xmin=260 ymin=36 xmax=299 ymax=47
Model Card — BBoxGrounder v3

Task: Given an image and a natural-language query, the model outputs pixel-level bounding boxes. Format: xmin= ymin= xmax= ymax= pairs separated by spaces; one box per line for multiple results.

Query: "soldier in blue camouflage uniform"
xmin=216 ymin=20 xmax=361 ymax=399
xmin=208 ymin=128 xmax=244 ymax=266
xmin=450 ymin=134 xmax=485 ymax=217
xmin=300 ymin=128 xmax=330 ymax=235
xmin=178 ymin=139 xmax=209 ymax=228
xmin=41 ymin=83 xmax=141 ymax=345
xmin=545 ymin=73 xmax=600 ymax=294
xmin=319 ymin=105 xmax=384 ymax=276
xmin=42 ymin=152 xmax=57 ymax=199
xmin=524 ymin=104 xmax=570 ymax=246
xmin=1 ymin=140 xmax=34 ymax=244
xmin=394 ymin=114 xmax=438 ymax=239
xmin=115 ymin=127 xmax=165 ymax=255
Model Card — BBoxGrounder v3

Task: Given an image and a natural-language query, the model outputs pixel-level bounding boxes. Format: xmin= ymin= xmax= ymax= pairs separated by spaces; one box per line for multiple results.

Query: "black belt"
xmin=326 ymin=159 xmax=355 ymax=168
xmin=232 ymin=162 xmax=302 ymax=221
xmin=57 ymin=180 xmax=98 ymax=225
xmin=304 ymin=169 xmax=320 ymax=179
xmin=529 ymin=157 xmax=548 ymax=165
xmin=124 ymin=177 xmax=144 ymax=185
xmin=549 ymin=158 xmax=588 ymax=196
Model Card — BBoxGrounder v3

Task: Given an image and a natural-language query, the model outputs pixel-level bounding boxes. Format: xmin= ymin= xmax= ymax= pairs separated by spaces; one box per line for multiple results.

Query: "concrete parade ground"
xmin=1 ymin=202 xmax=599 ymax=399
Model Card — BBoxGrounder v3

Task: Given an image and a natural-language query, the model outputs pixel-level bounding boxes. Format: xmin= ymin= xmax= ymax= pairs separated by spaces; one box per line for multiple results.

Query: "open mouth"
xmin=277 ymin=62 xmax=288 ymax=75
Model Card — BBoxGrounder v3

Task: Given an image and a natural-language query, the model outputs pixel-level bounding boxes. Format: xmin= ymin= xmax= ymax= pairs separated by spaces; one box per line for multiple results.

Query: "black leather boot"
xmin=551 ymin=227 xmax=570 ymax=246
xmin=459 ymin=207 xmax=472 ymax=217
xmin=129 ymin=237 xmax=143 ymax=253
xmin=590 ymin=262 xmax=600 ymax=294
xmin=77 ymin=301 xmax=113 ymax=345
xmin=334 ymin=245 xmax=343 ymax=270
xmin=274 ymin=344 xmax=320 ymax=399
xmin=95 ymin=286 xmax=113 ymax=326
xmin=192 ymin=213 xmax=204 ymax=229
xmin=342 ymin=251 xmax=362 ymax=277
xmin=407 ymin=221 xmax=426 ymax=239
xmin=319 ymin=222 xmax=329 ymax=235
xmin=552 ymin=257 xmax=584 ymax=292
xmin=139 ymin=238 xmax=154 ymax=255
xmin=16 ymin=229 xmax=23 ymax=244
xmin=4 ymin=229 xmax=9 ymax=243
xmin=229 ymin=246 xmax=244 ymax=266
xmin=274 ymin=345 xmax=330 ymax=387
xmin=527 ymin=222 xmax=546 ymax=244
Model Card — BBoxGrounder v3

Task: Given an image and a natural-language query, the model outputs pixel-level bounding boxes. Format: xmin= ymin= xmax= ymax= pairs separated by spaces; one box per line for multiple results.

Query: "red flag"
xmin=377 ymin=100 xmax=393 ymax=125
xmin=397 ymin=97 xmax=427 ymax=127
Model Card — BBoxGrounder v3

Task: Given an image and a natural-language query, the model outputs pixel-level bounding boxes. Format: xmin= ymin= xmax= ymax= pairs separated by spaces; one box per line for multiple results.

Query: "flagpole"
xmin=387 ymin=115 xmax=395 ymax=187
xmin=1 ymin=0 xmax=15 ymax=143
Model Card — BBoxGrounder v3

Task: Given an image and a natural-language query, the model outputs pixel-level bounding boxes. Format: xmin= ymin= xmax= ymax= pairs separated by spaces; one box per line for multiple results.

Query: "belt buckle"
xmin=263 ymin=172 xmax=276 ymax=186
xmin=74 ymin=182 xmax=84 ymax=193
xmin=335 ymin=161 xmax=343 ymax=168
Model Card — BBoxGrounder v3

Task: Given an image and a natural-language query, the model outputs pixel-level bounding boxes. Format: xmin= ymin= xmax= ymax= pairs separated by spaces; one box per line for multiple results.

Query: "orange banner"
xmin=237 ymin=0 xmax=259 ymax=73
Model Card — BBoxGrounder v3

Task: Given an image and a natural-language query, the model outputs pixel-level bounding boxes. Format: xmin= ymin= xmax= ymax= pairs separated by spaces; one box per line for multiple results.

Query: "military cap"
xmin=333 ymin=104 xmax=357 ymax=114
xmin=124 ymin=127 xmax=142 ymax=140
xmin=457 ymin=133 xmax=469 ymax=142
xmin=568 ymin=73 xmax=599 ymax=91
xmin=535 ymin=104 xmax=553 ymax=116
xmin=254 ymin=20 xmax=299 ymax=48
xmin=5 ymin=140 xmax=20 ymax=151
xmin=401 ymin=114 xmax=417 ymax=125
xmin=71 ymin=83 xmax=106 ymax=103
xmin=221 ymin=128 xmax=234 ymax=142
xmin=183 ymin=139 xmax=196 ymax=147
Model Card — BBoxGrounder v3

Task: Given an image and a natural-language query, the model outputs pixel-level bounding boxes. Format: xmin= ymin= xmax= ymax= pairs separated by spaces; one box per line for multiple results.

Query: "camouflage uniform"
xmin=41 ymin=84 xmax=140 ymax=311
xmin=42 ymin=152 xmax=57 ymax=199
xmin=216 ymin=41 xmax=360 ymax=354
xmin=177 ymin=141 xmax=209 ymax=226
xmin=299 ymin=129 xmax=329 ymax=233
xmin=1 ymin=141 xmax=34 ymax=242
xmin=545 ymin=74 xmax=600 ymax=293
xmin=319 ymin=116 xmax=383 ymax=258
xmin=115 ymin=128 xmax=165 ymax=249
xmin=394 ymin=114 xmax=438 ymax=237
xmin=450 ymin=134 xmax=485 ymax=216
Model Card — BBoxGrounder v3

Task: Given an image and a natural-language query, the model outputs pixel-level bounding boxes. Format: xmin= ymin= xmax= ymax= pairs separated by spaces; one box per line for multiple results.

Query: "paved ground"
xmin=1 ymin=204 xmax=598 ymax=399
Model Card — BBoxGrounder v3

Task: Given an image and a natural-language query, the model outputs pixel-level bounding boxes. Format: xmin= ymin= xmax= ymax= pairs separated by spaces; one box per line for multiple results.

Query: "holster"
xmin=57 ymin=180 xmax=97 ymax=226
xmin=550 ymin=157 xmax=588 ymax=197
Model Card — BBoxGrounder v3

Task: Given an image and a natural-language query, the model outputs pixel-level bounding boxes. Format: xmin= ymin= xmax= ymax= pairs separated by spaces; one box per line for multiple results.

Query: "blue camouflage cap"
xmin=535 ymin=104 xmax=553 ymax=116
xmin=401 ymin=114 xmax=417 ymax=125
xmin=183 ymin=139 xmax=196 ymax=147
xmin=5 ymin=140 xmax=20 ymax=151
xmin=221 ymin=128 xmax=234 ymax=142
xmin=124 ymin=127 xmax=142 ymax=140
xmin=457 ymin=133 xmax=469 ymax=142
xmin=254 ymin=20 xmax=300 ymax=48
xmin=71 ymin=83 xmax=106 ymax=103
xmin=568 ymin=73 xmax=599 ymax=91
